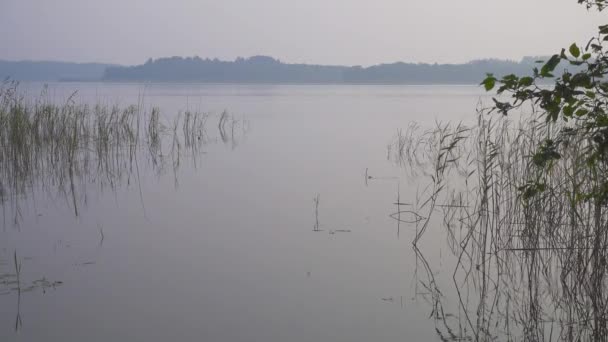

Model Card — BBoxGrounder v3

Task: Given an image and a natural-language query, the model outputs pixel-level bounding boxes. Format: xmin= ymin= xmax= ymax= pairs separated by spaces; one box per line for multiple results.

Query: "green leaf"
xmin=569 ymin=43 xmax=581 ymax=58
xmin=576 ymin=108 xmax=589 ymax=116
xmin=583 ymin=53 xmax=592 ymax=61
xmin=571 ymin=73 xmax=592 ymax=88
xmin=541 ymin=54 xmax=561 ymax=77
xmin=519 ymin=76 xmax=534 ymax=87
xmin=481 ymin=75 xmax=496 ymax=91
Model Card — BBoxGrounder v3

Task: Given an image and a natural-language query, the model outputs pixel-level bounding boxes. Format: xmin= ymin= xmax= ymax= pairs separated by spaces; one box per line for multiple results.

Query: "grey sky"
xmin=0 ymin=0 xmax=605 ymax=66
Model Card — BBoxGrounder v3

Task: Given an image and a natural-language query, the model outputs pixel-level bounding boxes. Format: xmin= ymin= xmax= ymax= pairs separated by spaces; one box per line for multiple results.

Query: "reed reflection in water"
xmin=0 ymin=82 xmax=248 ymax=227
xmin=391 ymin=107 xmax=608 ymax=341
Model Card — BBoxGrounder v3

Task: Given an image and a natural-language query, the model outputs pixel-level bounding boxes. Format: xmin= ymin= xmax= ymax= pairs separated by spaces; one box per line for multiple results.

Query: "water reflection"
xmin=0 ymin=251 xmax=62 ymax=332
xmin=0 ymin=84 xmax=250 ymax=335
xmin=395 ymin=112 xmax=608 ymax=341
xmin=0 ymin=82 xmax=248 ymax=227
xmin=3 ymin=82 xmax=580 ymax=341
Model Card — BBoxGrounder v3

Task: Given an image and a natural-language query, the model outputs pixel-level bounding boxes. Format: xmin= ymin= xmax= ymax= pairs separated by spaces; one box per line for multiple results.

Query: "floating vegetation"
xmin=0 ymin=81 xmax=247 ymax=225
xmin=0 ymin=251 xmax=62 ymax=295
xmin=29 ymin=278 xmax=63 ymax=293
xmin=334 ymin=229 xmax=351 ymax=233
xmin=0 ymin=251 xmax=63 ymax=332
xmin=393 ymin=106 xmax=608 ymax=341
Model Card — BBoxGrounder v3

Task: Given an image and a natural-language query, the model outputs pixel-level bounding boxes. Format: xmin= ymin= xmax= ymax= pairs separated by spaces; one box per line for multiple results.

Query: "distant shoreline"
xmin=58 ymin=79 xmax=485 ymax=86
xmin=2 ymin=55 xmax=561 ymax=84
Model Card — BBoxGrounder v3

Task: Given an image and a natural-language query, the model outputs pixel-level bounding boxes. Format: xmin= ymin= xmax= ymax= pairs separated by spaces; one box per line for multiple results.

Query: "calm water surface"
xmin=0 ymin=84 xmax=489 ymax=341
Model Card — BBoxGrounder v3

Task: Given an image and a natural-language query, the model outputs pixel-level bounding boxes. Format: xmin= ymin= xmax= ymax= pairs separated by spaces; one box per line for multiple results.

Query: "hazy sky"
xmin=0 ymin=0 xmax=606 ymax=66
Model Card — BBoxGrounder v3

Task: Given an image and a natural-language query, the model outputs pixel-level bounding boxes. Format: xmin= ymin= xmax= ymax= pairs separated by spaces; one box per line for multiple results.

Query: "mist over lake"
xmin=3 ymin=0 xmax=608 ymax=341
xmin=0 ymin=83 xmax=490 ymax=341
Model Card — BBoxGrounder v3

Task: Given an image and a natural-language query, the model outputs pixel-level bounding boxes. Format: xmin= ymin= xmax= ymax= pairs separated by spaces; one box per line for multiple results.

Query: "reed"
xmin=393 ymin=106 xmax=608 ymax=341
xmin=0 ymin=81 xmax=246 ymax=225
xmin=313 ymin=194 xmax=320 ymax=232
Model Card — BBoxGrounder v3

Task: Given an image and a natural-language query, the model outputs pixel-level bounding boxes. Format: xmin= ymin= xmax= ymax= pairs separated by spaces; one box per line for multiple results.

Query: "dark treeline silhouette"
xmin=343 ymin=57 xmax=541 ymax=84
xmin=103 ymin=55 xmax=544 ymax=84
xmin=104 ymin=56 xmax=347 ymax=83
xmin=1 ymin=56 xmax=552 ymax=84
xmin=0 ymin=60 xmax=114 ymax=81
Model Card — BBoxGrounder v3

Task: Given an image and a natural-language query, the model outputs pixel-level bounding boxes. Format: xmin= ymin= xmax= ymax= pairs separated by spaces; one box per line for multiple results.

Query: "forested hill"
xmin=102 ymin=56 xmax=544 ymax=84
xmin=103 ymin=56 xmax=348 ymax=83
xmin=0 ymin=56 xmax=551 ymax=84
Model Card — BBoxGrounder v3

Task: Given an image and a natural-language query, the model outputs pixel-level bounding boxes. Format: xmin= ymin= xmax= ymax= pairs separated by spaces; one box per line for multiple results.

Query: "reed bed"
xmin=392 ymin=106 xmax=608 ymax=341
xmin=0 ymin=81 xmax=246 ymax=225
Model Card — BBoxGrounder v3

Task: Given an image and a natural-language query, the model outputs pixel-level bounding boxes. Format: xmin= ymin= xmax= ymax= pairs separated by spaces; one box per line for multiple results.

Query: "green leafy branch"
xmin=482 ymin=18 xmax=608 ymax=203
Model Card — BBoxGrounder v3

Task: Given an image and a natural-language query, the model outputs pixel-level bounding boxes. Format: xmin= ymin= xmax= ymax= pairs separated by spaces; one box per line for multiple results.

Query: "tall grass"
xmin=392 ymin=107 xmax=608 ymax=341
xmin=0 ymin=81 xmax=246 ymax=225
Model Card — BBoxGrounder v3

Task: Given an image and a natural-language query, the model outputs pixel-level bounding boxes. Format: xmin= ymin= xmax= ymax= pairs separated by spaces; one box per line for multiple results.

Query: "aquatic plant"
xmin=393 ymin=106 xmax=608 ymax=340
xmin=0 ymin=81 xmax=246 ymax=226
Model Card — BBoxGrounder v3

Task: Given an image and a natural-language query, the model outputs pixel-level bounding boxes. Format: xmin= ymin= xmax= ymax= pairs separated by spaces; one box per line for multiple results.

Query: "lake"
xmin=1 ymin=83 xmax=496 ymax=341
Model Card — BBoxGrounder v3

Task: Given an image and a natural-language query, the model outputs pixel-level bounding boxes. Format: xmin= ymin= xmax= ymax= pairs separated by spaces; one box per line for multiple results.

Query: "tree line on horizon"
xmin=103 ymin=55 xmax=542 ymax=84
xmin=0 ymin=55 xmax=556 ymax=84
